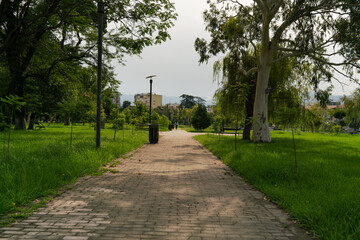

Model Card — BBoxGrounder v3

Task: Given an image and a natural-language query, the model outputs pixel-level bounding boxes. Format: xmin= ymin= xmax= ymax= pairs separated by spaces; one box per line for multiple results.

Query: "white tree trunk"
xmin=251 ymin=8 xmax=275 ymax=143
xmin=252 ymin=54 xmax=272 ymax=143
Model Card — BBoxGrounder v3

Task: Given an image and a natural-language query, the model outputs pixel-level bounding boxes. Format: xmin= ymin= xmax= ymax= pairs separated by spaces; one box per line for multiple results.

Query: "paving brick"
xmin=0 ymin=130 xmax=312 ymax=240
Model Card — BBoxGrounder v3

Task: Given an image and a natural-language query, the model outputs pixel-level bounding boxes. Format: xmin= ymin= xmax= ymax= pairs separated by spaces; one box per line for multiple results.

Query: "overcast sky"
xmin=114 ymin=0 xmax=219 ymax=102
xmin=113 ymin=0 xmax=357 ymax=102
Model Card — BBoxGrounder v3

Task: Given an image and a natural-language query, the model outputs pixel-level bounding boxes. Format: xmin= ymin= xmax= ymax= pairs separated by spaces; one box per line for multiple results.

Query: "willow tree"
xmin=0 ymin=0 xmax=177 ymax=129
xmin=200 ymin=0 xmax=360 ymax=142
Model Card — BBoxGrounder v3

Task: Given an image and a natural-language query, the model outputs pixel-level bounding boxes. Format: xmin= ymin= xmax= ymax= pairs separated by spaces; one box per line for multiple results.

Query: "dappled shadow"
xmin=1 ymin=130 xmax=312 ymax=240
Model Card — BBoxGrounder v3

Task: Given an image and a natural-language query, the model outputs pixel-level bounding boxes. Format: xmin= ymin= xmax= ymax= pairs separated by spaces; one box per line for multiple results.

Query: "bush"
xmin=330 ymin=125 xmax=341 ymax=134
xmin=212 ymin=115 xmax=222 ymax=132
xmin=113 ymin=113 xmax=126 ymax=129
xmin=191 ymin=104 xmax=211 ymax=130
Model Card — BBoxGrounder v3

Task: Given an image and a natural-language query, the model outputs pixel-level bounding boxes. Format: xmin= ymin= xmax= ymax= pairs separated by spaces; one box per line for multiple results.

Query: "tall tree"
xmin=198 ymin=0 xmax=360 ymax=142
xmin=179 ymin=94 xmax=205 ymax=109
xmin=0 ymin=0 xmax=177 ymax=129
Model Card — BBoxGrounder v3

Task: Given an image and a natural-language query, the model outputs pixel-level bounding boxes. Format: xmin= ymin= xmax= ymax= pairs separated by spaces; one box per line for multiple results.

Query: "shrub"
xmin=191 ymin=104 xmax=211 ymax=130
xmin=113 ymin=113 xmax=126 ymax=129
xmin=330 ymin=125 xmax=341 ymax=134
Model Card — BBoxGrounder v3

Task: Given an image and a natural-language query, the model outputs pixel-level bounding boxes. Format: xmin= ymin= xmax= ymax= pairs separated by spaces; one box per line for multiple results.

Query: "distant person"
xmin=175 ymin=122 xmax=178 ymax=130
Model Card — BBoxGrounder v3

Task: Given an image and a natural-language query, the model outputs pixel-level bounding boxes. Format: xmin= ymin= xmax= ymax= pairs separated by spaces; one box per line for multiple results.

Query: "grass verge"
xmin=195 ymin=131 xmax=360 ymax=240
xmin=0 ymin=124 xmax=148 ymax=221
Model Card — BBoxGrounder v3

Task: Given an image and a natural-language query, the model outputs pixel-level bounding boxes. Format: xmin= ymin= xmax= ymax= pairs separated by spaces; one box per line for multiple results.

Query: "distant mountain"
xmin=119 ymin=94 xmax=212 ymax=105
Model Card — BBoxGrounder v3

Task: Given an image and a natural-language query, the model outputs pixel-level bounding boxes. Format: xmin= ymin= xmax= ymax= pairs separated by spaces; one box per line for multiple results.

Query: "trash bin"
xmin=168 ymin=124 xmax=174 ymax=131
xmin=149 ymin=124 xmax=159 ymax=144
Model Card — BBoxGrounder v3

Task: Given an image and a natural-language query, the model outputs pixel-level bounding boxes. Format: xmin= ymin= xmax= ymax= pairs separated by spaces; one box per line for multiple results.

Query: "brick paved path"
xmin=0 ymin=130 xmax=311 ymax=240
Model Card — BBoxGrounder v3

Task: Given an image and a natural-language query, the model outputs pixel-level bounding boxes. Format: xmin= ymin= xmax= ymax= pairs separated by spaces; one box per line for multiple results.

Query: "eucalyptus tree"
xmin=197 ymin=0 xmax=360 ymax=142
xmin=0 ymin=0 xmax=177 ymax=129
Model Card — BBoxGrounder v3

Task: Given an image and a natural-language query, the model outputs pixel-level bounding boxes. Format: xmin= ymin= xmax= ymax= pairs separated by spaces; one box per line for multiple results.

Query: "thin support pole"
xmin=149 ymin=79 xmax=153 ymax=124
xmin=96 ymin=1 xmax=104 ymax=148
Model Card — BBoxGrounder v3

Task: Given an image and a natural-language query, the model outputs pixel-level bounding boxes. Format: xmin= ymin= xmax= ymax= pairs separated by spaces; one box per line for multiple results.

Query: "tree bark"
xmin=14 ymin=110 xmax=26 ymax=130
xmin=7 ymin=46 xmax=27 ymax=130
xmin=27 ymin=114 xmax=36 ymax=130
xmin=243 ymin=87 xmax=255 ymax=141
xmin=252 ymin=58 xmax=272 ymax=142
xmin=251 ymin=12 xmax=274 ymax=143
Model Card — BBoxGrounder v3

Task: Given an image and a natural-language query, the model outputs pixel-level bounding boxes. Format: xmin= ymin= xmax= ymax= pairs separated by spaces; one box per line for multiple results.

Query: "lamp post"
xmin=96 ymin=1 xmax=104 ymax=148
xmin=146 ymin=75 xmax=158 ymax=144
xmin=146 ymin=75 xmax=156 ymax=124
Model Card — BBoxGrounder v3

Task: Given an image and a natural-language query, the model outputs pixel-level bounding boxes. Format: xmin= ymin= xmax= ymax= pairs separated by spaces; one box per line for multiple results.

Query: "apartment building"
xmin=134 ymin=93 xmax=162 ymax=109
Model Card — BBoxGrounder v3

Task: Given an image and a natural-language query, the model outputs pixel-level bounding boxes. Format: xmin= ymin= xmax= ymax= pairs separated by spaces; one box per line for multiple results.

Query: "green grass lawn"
xmin=195 ymin=131 xmax=360 ymax=240
xmin=0 ymin=124 xmax=148 ymax=219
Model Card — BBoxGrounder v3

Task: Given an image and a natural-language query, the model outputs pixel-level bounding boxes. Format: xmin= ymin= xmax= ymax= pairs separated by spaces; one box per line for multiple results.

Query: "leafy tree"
xmin=58 ymin=95 xmax=93 ymax=146
xmin=343 ymin=89 xmax=360 ymax=131
xmin=159 ymin=115 xmax=171 ymax=129
xmin=212 ymin=115 xmax=223 ymax=133
xmin=121 ymin=101 xmax=131 ymax=111
xmin=0 ymin=0 xmax=177 ymax=129
xmin=212 ymin=51 xmax=256 ymax=140
xmin=197 ymin=0 xmax=360 ymax=142
xmin=179 ymin=108 xmax=193 ymax=126
xmin=331 ymin=109 xmax=346 ymax=120
xmin=179 ymin=94 xmax=205 ymax=109
xmin=191 ymin=104 xmax=211 ymax=130
xmin=304 ymin=103 xmax=327 ymax=133
xmin=123 ymin=108 xmax=133 ymax=124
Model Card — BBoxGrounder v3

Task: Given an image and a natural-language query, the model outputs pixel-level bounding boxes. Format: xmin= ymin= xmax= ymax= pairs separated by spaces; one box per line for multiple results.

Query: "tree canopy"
xmin=197 ymin=0 xmax=360 ymax=142
xmin=0 ymin=0 xmax=177 ymax=129
xmin=179 ymin=94 xmax=205 ymax=109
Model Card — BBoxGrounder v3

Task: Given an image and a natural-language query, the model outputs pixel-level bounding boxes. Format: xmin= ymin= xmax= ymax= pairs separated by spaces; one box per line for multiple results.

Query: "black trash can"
xmin=149 ymin=124 xmax=159 ymax=144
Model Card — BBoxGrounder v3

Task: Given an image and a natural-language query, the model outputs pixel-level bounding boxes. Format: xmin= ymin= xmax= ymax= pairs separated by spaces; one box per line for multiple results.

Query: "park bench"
xmin=135 ymin=124 xmax=150 ymax=130
xmin=220 ymin=126 xmax=242 ymax=135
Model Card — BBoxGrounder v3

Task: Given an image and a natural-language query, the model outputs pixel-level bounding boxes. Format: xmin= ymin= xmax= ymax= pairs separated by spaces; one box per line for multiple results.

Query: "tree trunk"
xmin=27 ymin=113 xmax=31 ymax=125
xmin=27 ymin=114 xmax=36 ymax=130
xmin=64 ymin=117 xmax=70 ymax=126
xmin=6 ymin=44 xmax=27 ymax=130
xmin=243 ymin=88 xmax=255 ymax=141
xmin=48 ymin=114 xmax=56 ymax=126
xmin=252 ymin=61 xmax=272 ymax=142
xmin=14 ymin=110 xmax=26 ymax=130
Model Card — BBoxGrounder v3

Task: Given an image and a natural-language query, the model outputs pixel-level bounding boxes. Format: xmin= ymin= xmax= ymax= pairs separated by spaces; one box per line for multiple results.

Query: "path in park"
xmin=0 ymin=130 xmax=311 ymax=240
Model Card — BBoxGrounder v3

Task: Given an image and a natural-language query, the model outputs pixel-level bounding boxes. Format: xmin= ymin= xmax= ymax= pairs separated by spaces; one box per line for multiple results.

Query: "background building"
xmin=134 ymin=93 xmax=162 ymax=108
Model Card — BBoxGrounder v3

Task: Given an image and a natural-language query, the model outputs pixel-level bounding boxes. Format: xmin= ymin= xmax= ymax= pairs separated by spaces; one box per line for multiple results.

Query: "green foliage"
xmin=113 ymin=113 xmax=126 ymax=130
xmin=343 ymin=89 xmax=360 ymax=130
xmin=304 ymin=104 xmax=327 ymax=132
xmin=212 ymin=115 xmax=223 ymax=132
xmin=191 ymin=104 xmax=211 ymax=130
xmin=330 ymin=125 xmax=341 ymax=134
xmin=331 ymin=108 xmax=346 ymax=120
xmin=121 ymin=101 xmax=131 ymax=111
xmin=0 ymin=108 xmax=5 ymax=131
xmin=274 ymin=106 xmax=302 ymax=128
xmin=0 ymin=0 xmax=177 ymax=129
xmin=1 ymin=95 xmax=26 ymax=113
xmin=179 ymin=94 xmax=205 ymax=109
xmin=195 ymin=132 xmax=360 ymax=240
xmin=0 ymin=124 xmax=148 ymax=216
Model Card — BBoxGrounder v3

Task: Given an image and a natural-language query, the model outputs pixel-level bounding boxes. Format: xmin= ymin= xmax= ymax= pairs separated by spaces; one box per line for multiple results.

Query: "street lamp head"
xmin=146 ymin=75 xmax=157 ymax=79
